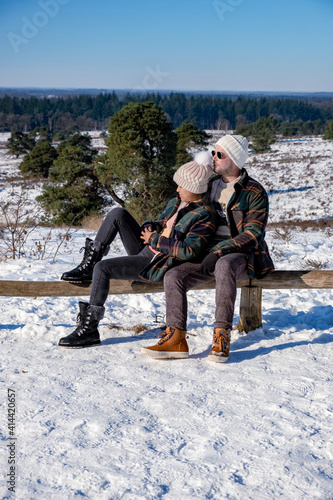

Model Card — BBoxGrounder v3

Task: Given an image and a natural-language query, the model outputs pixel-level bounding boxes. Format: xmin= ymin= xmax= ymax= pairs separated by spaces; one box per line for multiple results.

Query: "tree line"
xmin=1 ymin=92 xmax=333 ymax=132
xmin=235 ymin=116 xmax=333 ymax=152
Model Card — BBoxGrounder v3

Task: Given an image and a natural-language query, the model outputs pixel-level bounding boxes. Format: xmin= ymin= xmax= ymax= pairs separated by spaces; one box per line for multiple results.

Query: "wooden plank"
xmin=0 ymin=278 xmax=248 ymax=297
xmin=0 ymin=280 xmax=93 ymax=297
xmin=0 ymin=270 xmax=332 ymax=297
xmin=250 ymin=270 xmax=333 ymax=289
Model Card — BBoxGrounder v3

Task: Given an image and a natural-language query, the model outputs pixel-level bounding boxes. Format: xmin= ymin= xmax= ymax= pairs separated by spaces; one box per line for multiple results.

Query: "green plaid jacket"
xmin=209 ymin=168 xmax=274 ymax=279
xmin=139 ymin=196 xmax=218 ymax=282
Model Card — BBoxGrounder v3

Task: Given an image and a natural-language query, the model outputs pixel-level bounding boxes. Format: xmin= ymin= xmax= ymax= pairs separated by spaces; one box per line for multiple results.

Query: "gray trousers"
xmin=163 ymin=253 xmax=249 ymax=331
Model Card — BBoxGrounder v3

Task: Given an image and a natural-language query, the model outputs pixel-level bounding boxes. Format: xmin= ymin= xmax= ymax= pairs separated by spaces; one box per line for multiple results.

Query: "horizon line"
xmin=0 ymin=86 xmax=332 ymax=95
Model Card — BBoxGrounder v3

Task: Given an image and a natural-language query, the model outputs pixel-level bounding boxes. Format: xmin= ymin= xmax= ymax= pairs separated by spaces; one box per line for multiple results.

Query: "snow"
xmin=1 ymin=133 xmax=333 ymax=499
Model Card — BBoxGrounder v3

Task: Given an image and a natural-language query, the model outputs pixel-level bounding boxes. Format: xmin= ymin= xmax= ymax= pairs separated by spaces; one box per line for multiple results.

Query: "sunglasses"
xmin=211 ymin=150 xmax=228 ymax=160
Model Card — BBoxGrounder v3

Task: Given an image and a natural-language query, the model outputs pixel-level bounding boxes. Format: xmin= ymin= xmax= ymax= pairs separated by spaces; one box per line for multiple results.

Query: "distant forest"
xmin=0 ymin=92 xmax=332 ymax=132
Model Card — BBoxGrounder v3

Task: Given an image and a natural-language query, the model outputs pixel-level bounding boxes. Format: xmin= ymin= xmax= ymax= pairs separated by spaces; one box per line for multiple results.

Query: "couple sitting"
xmin=58 ymin=134 xmax=274 ymax=363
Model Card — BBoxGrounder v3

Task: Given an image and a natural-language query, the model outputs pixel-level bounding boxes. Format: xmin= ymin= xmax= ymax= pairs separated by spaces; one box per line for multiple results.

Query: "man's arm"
xmin=211 ymin=187 xmax=269 ymax=257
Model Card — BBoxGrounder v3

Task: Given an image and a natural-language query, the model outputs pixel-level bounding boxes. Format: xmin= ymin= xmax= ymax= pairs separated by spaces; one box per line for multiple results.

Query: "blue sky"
xmin=0 ymin=0 xmax=332 ymax=92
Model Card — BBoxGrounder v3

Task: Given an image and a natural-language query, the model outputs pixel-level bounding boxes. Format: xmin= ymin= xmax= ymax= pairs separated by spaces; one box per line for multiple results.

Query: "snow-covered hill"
xmin=0 ymin=133 xmax=332 ymax=499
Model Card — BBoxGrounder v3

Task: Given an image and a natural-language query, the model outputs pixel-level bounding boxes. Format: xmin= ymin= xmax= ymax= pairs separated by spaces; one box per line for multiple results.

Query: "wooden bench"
xmin=1 ymin=270 xmax=332 ymax=333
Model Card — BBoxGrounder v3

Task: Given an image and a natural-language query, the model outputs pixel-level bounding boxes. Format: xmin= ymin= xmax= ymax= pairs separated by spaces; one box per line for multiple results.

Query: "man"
xmin=141 ymin=134 xmax=274 ymax=363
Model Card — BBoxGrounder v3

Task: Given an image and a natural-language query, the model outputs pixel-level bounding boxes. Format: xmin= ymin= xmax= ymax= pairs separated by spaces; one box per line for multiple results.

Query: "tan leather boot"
xmin=208 ymin=327 xmax=231 ymax=363
xmin=141 ymin=327 xmax=189 ymax=359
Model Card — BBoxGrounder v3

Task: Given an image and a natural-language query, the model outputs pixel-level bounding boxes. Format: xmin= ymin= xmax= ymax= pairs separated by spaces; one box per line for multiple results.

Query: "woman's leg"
xmin=61 ymin=207 xmax=144 ymax=282
xmin=59 ymin=247 xmax=154 ymax=347
xmin=95 ymin=207 xmax=144 ymax=255
xmin=89 ymin=246 xmax=154 ymax=306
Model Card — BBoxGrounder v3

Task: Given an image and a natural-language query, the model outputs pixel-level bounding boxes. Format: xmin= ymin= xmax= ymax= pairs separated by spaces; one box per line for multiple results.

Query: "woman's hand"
xmin=140 ymin=227 xmax=155 ymax=245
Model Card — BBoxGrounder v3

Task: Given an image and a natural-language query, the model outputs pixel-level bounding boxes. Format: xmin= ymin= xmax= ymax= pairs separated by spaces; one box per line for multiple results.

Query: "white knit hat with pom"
xmin=173 ymin=151 xmax=213 ymax=194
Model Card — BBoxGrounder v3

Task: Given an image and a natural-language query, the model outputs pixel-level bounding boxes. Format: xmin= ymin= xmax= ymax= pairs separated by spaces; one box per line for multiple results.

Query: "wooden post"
xmin=237 ymin=285 xmax=262 ymax=333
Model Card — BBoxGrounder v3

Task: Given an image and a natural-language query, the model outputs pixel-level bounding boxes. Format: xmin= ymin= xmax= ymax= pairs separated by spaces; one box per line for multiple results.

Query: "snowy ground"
xmin=0 ymin=133 xmax=333 ymax=499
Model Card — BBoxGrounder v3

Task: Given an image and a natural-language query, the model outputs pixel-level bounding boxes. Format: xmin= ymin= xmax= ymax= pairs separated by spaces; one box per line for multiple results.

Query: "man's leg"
xmin=165 ymin=254 xmax=248 ymax=330
xmin=164 ymin=262 xmax=215 ymax=331
xmin=141 ymin=254 xmax=248 ymax=360
xmin=208 ymin=254 xmax=248 ymax=363
xmin=140 ymin=263 xmax=213 ymax=358
xmin=214 ymin=253 xmax=248 ymax=330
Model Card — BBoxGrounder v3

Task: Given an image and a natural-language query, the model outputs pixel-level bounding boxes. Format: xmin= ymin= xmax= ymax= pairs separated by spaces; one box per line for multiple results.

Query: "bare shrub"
xmin=270 ymin=222 xmax=295 ymax=245
xmin=0 ymin=183 xmax=76 ymax=262
xmin=0 ymin=189 xmax=42 ymax=260
xmin=269 ymin=245 xmax=285 ymax=262
xmin=29 ymin=226 xmax=74 ymax=263
xmin=301 ymin=257 xmax=329 ymax=270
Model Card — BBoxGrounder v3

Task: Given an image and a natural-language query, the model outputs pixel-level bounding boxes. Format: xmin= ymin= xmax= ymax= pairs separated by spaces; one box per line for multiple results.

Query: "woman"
xmin=58 ymin=151 xmax=217 ymax=348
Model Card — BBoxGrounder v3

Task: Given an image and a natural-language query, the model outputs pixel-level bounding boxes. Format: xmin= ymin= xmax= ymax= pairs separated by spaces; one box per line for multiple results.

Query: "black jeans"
xmin=89 ymin=207 xmax=154 ymax=306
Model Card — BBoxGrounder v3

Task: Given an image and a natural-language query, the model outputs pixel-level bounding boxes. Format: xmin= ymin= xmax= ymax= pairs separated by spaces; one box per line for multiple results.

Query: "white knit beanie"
xmin=215 ymin=134 xmax=248 ymax=168
xmin=173 ymin=151 xmax=213 ymax=194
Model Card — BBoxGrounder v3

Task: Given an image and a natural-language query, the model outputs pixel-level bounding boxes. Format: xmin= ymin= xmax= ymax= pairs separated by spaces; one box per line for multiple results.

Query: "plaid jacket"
xmin=139 ymin=196 xmax=218 ymax=282
xmin=208 ymin=168 xmax=274 ymax=279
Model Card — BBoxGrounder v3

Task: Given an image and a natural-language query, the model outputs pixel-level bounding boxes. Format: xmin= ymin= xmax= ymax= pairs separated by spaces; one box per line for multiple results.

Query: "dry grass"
xmin=267 ymin=218 xmax=333 ymax=231
xmin=81 ymin=213 xmax=104 ymax=231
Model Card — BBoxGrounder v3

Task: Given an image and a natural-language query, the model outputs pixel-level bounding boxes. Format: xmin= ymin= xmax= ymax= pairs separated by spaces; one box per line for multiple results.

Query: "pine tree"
xmin=28 ymin=126 xmax=52 ymax=145
xmin=7 ymin=131 xmax=35 ymax=157
xmin=96 ymin=101 xmax=177 ymax=222
xmin=37 ymin=135 xmax=105 ymax=225
xmin=251 ymin=117 xmax=277 ymax=153
xmin=175 ymin=122 xmax=210 ymax=167
xmin=323 ymin=120 xmax=333 ymax=140
xmin=19 ymin=142 xmax=58 ymax=178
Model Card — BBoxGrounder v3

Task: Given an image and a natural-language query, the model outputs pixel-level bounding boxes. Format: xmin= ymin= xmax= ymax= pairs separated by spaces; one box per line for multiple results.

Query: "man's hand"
xmin=141 ymin=227 xmax=155 ymax=245
xmin=199 ymin=253 xmax=218 ymax=276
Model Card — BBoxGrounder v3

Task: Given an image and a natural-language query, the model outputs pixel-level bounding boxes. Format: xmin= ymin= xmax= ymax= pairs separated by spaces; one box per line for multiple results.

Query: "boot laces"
xmin=77 ymin=245 xmax=95 ymax=271
xmin=75 ymin=311 xmax=92 ymax=336
xmin=157 ymin=328 xmax=174 ymax=345
xmin=213 ymin=329 xmax=230 ymax=351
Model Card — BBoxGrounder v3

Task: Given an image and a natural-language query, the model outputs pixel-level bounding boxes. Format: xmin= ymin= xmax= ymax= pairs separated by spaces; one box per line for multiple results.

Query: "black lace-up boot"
xmin=58 ymin=301 xmax=105 ymax=348
xmin=61 ymin=238 xmax=109 ymax=283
